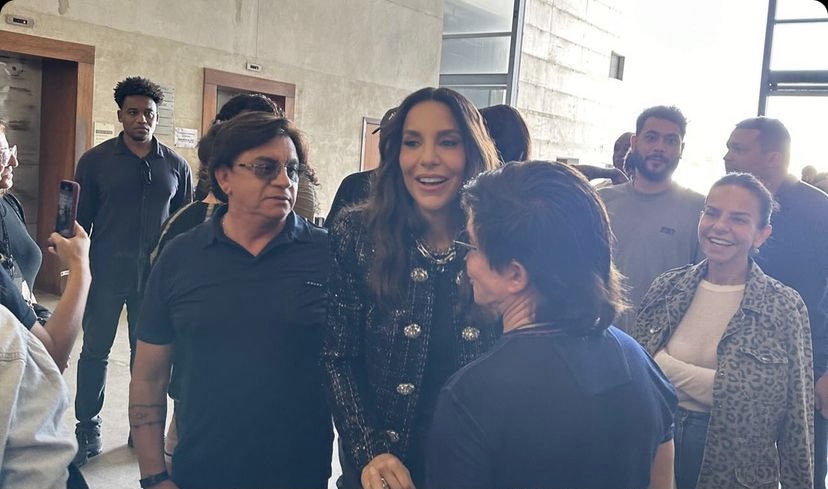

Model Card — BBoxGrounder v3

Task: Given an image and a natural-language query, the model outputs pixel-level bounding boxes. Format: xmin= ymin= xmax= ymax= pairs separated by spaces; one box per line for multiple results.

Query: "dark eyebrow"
xmin=645 ymin=130 xmax=679 ymax=138
xmin=705 ymin=205 xmax=751 ymax=218
xmin=403 ymin=129 xmax=462 ymax=138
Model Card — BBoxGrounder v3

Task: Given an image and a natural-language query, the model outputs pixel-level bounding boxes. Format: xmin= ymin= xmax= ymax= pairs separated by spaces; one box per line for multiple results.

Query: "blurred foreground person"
xmin=428 ymin=160 xmax=677 ymax=489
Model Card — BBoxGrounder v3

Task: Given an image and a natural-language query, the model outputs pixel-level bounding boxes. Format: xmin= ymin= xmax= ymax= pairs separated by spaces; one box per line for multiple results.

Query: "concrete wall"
xmin=0 ymin=0 xmax=444 ymax=215
xmin=517 ymin=0 xmax=630 ymax=166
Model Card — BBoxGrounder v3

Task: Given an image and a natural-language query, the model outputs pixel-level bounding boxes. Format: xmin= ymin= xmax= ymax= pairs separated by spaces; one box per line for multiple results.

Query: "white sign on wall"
xmin=93 ymin=122 xmax=115 ymax=147
xmin=155 ymin=85 xmax=175 ymax=139
xmin=174 ymin=127 xmax=198 ymax=149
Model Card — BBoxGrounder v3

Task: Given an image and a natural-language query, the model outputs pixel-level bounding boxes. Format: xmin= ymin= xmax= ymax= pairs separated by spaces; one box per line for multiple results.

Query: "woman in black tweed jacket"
xmin=323 ymin=87 xmax=501 ymax=489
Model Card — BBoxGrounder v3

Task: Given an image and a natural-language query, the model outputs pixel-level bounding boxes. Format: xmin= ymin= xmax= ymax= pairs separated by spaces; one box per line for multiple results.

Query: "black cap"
xmin=372 ymin=107 xmax=398 ymax=134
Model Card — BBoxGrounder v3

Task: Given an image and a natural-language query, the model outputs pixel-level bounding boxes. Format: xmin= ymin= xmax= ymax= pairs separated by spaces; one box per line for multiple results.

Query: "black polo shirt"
xmin=756 ymin=177 xmax=828 ymax=376
xmin=75 ymin=133 xmax=192 ymax=285
xmin=138 ymin=208 xmax=333 ymax=489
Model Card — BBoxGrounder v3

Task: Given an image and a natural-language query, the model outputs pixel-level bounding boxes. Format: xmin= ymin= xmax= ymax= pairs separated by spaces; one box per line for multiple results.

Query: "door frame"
xmin=0 ymin=30 xmax=95 ymax=293
xmin=201 ymin=68 xmax=296 ymax=135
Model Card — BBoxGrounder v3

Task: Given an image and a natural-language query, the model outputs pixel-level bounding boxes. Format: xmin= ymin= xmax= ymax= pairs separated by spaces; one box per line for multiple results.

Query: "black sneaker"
xmin=73 ymin=427 xmax=102 ymax=467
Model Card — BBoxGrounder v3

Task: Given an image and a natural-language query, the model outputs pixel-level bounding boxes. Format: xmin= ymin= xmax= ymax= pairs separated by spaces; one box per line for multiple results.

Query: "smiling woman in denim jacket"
xmin=631 ymin=172 xmax=814 ymax=489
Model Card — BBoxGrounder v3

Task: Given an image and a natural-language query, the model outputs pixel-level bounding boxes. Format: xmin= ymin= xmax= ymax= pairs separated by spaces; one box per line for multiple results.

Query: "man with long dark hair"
xmin=427 ymin=161 xmax=676 ymax=488
xmin=130 ymin=113 xmax=332 ymax=489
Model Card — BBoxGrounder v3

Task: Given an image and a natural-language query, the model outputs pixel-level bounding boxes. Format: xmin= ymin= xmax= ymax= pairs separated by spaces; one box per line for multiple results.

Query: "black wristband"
xmin=139 ymin=471 xmax=169 ymax=488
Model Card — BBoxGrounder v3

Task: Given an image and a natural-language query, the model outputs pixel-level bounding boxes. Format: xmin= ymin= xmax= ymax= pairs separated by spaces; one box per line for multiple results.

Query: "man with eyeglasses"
xmin=130 ymin=112 xmax=332 ymax=489
xmin=73 ymin=76 xmax=192 ymax=465
xmin=597 ymin=106 xmax=704 ymax=331
xmin=0 ymin=122 xmax=36 ymax=292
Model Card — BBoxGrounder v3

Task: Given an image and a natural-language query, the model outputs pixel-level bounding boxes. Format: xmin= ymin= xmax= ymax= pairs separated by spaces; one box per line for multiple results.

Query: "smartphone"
xmin=55 ymin=180 xmax=81 ymax=238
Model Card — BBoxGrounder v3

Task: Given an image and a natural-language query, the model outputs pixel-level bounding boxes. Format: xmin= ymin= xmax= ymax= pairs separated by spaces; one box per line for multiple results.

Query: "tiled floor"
xmin=38 ymin=293 xmax=341 ymax=489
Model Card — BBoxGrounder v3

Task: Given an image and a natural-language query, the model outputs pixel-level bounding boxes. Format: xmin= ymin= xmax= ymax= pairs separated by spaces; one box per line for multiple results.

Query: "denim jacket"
xmin=630 ymin=260 xmax=814 ymax=489
xmin=322 ymin=209 xmax=500 ymax=474
xmin=0 ymin=306 xmax=76 ymax=489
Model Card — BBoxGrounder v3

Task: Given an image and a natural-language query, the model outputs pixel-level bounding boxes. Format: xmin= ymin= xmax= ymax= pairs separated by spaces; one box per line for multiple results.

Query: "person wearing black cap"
xmin=325 ymin=107 xmax=397 ymax=227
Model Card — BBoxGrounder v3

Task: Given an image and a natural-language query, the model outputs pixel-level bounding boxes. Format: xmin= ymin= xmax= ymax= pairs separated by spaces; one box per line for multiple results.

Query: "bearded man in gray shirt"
xmin=598 ymin=106 xmax=704 ymax=331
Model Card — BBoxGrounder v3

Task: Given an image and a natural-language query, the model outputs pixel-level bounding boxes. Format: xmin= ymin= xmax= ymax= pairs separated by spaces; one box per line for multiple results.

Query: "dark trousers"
xmin=816 ymin=410 xmax=827 ymax=489
xmin=74 ymin=277 xmax=143 ymax=428
xmin=674 ymin=408 xmax=710 ymax=489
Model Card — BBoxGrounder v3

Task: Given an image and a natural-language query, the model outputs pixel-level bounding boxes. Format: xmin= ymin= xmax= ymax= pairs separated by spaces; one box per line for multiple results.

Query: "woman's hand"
xmin=47 ymin=222 xmax=90 ymax=271
xmin=361 ymin=453 xmax=415 ymax=489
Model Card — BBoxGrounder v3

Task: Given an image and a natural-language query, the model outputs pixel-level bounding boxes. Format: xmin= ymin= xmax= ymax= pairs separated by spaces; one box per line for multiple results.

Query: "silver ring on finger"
xmin=380 ymin=477 xmax=389 ymax=489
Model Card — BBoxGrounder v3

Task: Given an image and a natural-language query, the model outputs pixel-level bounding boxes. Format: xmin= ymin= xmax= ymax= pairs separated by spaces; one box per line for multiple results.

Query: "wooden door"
xmin=0 ymin=31 xmax=94 ymax=294
xmin=201 ymin=68 xmax=296 ymax=135
xmin=360 ymin=117 xmax=381 ymax=171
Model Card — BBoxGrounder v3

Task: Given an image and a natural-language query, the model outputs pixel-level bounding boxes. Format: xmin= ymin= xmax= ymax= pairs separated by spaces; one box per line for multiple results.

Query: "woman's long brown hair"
xmin=363 ymin=87 xmax=500 ymax=306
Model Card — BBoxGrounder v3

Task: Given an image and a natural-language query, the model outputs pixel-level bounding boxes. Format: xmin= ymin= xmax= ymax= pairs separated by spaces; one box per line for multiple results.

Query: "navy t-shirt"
xmin=427 ymin=325 xmax=676 ymax=489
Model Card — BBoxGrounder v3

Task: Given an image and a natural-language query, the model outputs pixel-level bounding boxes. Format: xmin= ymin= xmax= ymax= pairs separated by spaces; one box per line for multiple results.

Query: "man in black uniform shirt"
xmin=73 ymin=76 xmax=192 ymax=464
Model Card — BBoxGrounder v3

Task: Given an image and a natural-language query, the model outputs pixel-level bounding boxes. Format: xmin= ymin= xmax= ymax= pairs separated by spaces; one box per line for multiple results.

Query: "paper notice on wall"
xmin=93 ymin=122 xmax=115 ymax=146
xmin=174 ymin=127 xmax=198 ymax=148
xmin=155 ymin=85 xmax=175 ymax=139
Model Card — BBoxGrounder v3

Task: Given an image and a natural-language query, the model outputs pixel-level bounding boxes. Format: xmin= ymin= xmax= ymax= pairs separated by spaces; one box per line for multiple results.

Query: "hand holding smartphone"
xmin=55 ymin=180 xmax=80 ymax=238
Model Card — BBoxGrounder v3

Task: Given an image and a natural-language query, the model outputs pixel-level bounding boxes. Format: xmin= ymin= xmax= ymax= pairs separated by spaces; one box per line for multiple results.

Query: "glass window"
xmin=770 ymin=23 xmax=828 ymax=70
xmin=444 ymin=86 xmax=507 ymax=108
xmin=609 ymin=52 xmax=625 ymax=80
xmin=440 ymin=35 xmax=512 ymax=74
xmin=765 ymin=96 xmax=828 ymax=177
xmin=775 ymin=0 xmax=828 ymax=20
xmin=444 ymin=0 xmax=514 ymax=34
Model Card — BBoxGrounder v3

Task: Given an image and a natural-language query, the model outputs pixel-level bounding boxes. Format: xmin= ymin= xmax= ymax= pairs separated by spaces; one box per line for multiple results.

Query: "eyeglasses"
xmin=236 ymin=160 xmax=301 ymax=183
xmin=453 ymin=239 xmax=477 ymax=252
xmin=0 ymin=145 xmax=17 ymax=166
xmin=141 ymin=160 xmax=152 ymax=185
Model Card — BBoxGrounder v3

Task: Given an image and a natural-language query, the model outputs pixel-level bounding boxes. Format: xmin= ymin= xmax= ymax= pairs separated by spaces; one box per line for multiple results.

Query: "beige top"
xmin=656 ymin=279 xmax=745 ymax=412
